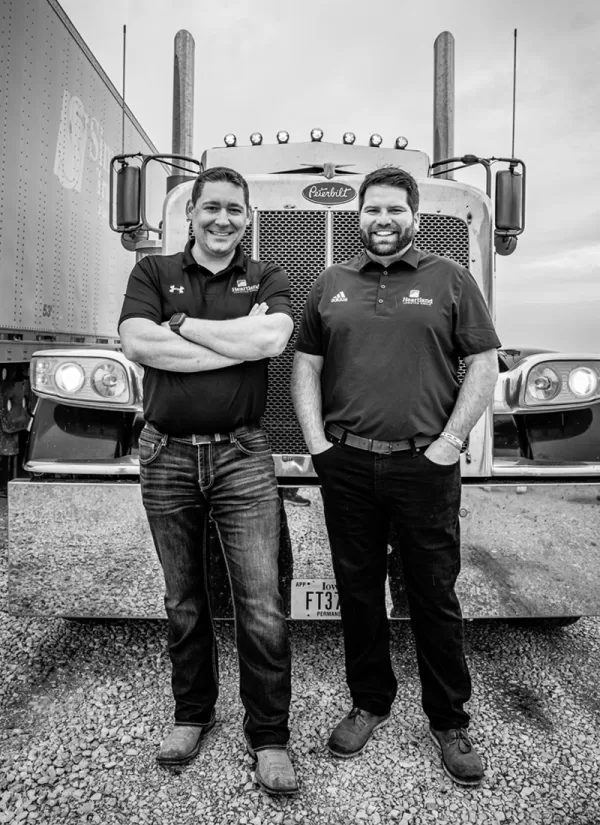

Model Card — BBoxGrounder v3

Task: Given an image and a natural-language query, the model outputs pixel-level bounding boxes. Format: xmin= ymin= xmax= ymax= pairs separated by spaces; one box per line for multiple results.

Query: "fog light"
xmin=568 ymin=367 xmax=598 ymax=397
xmin=310 ymin=128 xmax=324 ymax=142
xmin=369 ymin=133 xmax=383 ymax=147
xmin=250 ymin=132 xmax=263 ymax=145
xmin=395 ymin=136 xmax=408 ymax=149
xmin=526 ymin=366 xmax=560 ymax=402
xmin=91 ymin=362 xmax=128 ymax=399
xmin=55 ymin=363 xmax=85 ymax=394
xmin=277 ymin=130 xmax=290 ymax=144
xmin=224 ymin=133 xmax=237 ymax=147
xmin=342 ymin=132 xmax=356 ymax=145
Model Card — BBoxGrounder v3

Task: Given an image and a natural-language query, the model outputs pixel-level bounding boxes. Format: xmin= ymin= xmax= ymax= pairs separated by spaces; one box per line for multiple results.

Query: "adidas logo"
xmin=331 ymin=291 xmax=348 ymax=303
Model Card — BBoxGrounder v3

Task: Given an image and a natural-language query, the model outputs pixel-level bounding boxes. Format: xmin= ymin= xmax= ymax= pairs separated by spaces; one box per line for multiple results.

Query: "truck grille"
xmin=241 ymin=211 xmax=469 ymax=453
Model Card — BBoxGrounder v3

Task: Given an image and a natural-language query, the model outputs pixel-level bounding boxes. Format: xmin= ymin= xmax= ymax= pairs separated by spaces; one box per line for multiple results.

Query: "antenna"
xmin=121 ymin=24 xmax=127 ymax=154
xmin=511 ymin=28 xmax=517 ymax=157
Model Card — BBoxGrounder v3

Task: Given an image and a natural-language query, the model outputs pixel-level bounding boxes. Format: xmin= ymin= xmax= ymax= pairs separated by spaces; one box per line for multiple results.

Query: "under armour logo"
xmin=169 ymin=285 xmax=185 ymax=293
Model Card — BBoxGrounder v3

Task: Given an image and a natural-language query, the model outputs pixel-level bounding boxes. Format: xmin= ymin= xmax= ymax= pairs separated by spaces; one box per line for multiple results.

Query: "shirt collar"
xmin=358 ymin=244 xmax=422 ymax=272
xmin=182 ymin=240 xmax=247 ymax=275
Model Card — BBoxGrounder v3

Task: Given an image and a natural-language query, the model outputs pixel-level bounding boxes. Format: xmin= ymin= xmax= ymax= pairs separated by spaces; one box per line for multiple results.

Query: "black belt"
xmin=326 ymin=424 xmax=436 ymax=455
xmin=150 ymin=422 xmax=260 ymax=445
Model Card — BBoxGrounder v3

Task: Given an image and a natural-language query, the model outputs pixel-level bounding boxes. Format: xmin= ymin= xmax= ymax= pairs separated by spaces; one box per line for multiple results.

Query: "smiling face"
xmin=359 ymin=184 xmax=420 ymax=263
xmin=187 ymin=181 xmax=250 ymax=265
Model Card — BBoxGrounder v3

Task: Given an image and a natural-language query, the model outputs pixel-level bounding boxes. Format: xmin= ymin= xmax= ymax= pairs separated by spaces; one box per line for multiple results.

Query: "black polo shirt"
xmin=296 ymin=245 xmax=501 ymax=441
xmin=118 ymin=241 xmax=293 ymax=435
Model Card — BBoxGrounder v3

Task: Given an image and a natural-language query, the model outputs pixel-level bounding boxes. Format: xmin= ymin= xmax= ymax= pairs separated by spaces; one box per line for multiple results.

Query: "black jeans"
xmin=312 ymin=442 xmax=471 ymax=730
xmin=139 ymin=423 xmax=291 ymax=750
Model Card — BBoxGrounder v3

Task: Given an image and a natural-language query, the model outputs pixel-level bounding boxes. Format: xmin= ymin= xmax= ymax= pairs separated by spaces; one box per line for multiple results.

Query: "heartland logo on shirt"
xmin=232 ymin=278 xmax=259 ymax=294
xmin=403 ymin=289 xmax=432 ymax=306
xmin=331 ymin=291 xmax=348 ymax=303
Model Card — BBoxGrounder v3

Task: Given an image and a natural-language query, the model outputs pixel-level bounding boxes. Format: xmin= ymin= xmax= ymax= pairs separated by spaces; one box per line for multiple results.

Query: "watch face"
xmin=169 ymin=313 xmax=186 ymax=333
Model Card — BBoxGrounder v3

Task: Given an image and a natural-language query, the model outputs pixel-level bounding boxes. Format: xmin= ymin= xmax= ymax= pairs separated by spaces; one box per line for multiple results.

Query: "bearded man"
xmin=292 ymin=166 xmax=500 ymax=786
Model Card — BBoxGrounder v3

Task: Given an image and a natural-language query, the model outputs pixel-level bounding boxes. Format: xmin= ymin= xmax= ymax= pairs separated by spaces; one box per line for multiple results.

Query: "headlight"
xmin=91 ymin=361 xmax=129 ymax=398
xmin=30 ymin=351 xmax=139 ymax=409
xmin=310 ymin=128 xmax=324 ymax=142
xmin=521 ymin=359 xmax=600 ymax=408
xmin=249 ymin=132 xmax=263 ymax=146
xmin=526 ymin=366 xmax=560 ymax=402
xmin=54 ymin=363 xmax=85 ymax=394
xmin=568 ymin=367 xmax=598 ymax=398
xmin=342 ymin=132 xmax=356 ymax=145
xmin=369 ymin=133 xmax=383 ymax=147
xmin=276 ymin=130 xmax=290 ymax=144
xmin=224 ymin=133 xmax=237 ymax=147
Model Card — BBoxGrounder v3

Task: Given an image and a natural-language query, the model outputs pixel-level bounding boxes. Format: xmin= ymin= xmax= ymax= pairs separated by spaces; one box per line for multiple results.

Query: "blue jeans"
xmin=312 ymin=441 xmax=471 ymax=730
xmin=139 ymin=423 xmax=291 ymax=750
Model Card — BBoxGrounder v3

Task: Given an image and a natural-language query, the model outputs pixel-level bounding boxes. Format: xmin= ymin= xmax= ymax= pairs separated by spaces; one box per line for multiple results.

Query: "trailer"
xmin=0 ymin=0 xmax=161 ymax=482
xmin=8 ymin=30 xmax=600 ymax=623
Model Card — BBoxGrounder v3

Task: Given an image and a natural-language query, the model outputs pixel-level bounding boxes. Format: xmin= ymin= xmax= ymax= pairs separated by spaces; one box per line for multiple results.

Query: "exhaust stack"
xmin=170 ymin=29 xmax=196 ymax=190
xmin=433 ymin=31 xmax=454 ymax=179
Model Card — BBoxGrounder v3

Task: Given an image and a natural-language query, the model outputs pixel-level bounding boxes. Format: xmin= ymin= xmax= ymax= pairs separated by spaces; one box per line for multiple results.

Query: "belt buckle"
xmin=372 ymin=439 xmax=392 ymax=455
xmin=192 ymin=433 xmax=220 ymax=445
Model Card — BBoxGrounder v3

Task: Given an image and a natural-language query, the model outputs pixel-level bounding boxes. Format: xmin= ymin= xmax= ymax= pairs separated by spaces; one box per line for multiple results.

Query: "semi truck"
xmin=8 ymin=29 xmax=600 ymax=623
xmin=0 ymin=0 xmax=161 ymax=484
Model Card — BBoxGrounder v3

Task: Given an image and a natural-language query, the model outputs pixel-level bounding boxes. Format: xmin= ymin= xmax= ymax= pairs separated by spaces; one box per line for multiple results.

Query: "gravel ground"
xmin=1 ymin=496 xmax=600 ymax=825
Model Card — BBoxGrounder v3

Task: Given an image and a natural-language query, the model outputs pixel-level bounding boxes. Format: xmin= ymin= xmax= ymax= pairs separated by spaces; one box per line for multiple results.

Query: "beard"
xmin=360 ymin=223 xmax=416 ymax=257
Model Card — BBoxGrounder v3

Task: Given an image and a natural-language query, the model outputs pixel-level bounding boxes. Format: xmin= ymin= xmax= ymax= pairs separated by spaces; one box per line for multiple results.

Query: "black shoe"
xmin=283 ymin=491 xmax=311 ymax=507
xmin=429 ymin=725 xmax=484 ymax=786
xmin=328 ymin=707 xmax=390 ymax=758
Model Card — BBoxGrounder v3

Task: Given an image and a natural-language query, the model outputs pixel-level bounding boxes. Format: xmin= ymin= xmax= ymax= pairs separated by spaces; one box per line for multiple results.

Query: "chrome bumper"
xmin=8 ymin=478 xmax=600 ymax=619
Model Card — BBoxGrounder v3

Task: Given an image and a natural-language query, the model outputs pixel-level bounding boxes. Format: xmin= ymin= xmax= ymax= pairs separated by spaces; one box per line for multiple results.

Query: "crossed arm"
xmin=291 ymin=348 xmax=499 ymax=461
xmin=119 ymin=303 xmax=293 ymax=373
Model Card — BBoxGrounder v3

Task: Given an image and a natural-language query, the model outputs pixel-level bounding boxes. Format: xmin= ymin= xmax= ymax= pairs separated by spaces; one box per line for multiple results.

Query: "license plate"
xmin=291 ymin=579 xmax=340 ymax=619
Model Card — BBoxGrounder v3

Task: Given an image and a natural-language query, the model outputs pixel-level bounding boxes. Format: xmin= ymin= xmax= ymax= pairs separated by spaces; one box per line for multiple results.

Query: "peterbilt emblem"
xmin=302 ymin=183 xmax=357 ymax=205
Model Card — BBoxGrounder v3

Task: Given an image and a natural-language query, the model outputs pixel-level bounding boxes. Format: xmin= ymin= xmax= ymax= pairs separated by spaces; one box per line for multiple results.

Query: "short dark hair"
xmin=190 ymin=166 xmax=250 ymax=211
xmin=358 ymin=167 xmax=420 ymax=215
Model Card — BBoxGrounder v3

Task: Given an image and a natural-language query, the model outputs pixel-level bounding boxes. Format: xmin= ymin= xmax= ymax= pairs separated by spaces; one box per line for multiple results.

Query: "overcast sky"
xmin=61 ymin=0 xmax=600 ymax=353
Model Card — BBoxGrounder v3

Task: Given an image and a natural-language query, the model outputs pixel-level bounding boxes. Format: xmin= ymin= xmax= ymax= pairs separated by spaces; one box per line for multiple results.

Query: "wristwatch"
xmin=168 ymin=312 xmax=187 ymax=336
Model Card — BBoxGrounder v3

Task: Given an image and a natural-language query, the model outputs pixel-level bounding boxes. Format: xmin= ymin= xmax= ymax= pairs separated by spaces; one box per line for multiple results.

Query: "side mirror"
xmin=110 ymin=153 xmax=201 ymax=237
xmin=493 ymin=159 xmax=526 ymax=257
xmin=495 ymin=168 xmax=523 ymax=231
xmin=116 ymin=164 xmax=141 ymax=228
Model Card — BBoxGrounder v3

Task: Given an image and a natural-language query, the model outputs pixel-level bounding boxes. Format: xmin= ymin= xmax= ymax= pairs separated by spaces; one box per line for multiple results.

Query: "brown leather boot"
xmin=157 ymin=712 xmax=216 ymax=766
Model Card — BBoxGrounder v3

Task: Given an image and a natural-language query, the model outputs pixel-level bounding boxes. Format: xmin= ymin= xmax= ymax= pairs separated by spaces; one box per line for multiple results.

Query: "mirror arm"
xmin=140 ymin=154 xmax=201 ymax=235
xmin=430 ymin=155 xmax=492 ymax=198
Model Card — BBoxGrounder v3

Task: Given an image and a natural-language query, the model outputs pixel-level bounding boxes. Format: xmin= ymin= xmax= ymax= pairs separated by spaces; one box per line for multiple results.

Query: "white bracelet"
xmin=440 ymin=431 xmax=464 ymax=450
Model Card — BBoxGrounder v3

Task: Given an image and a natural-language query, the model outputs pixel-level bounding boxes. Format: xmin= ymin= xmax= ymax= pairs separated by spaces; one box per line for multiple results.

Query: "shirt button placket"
xmin=376 ymin=270 xmax=388 ymax=313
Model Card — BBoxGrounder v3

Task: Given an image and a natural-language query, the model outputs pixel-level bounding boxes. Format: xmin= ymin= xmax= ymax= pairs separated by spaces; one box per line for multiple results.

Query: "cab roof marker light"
xmin=369 ymin=133 xmax=383 ymax=147
xmin=342 ymin=132 xmax=356 ymax=145
xmin=249 ymin=132 xmax=263 ymax=146
xmin=310 ymin=128 xmax=324 ymax=142
xmin=224 ymin=133 xmax=237 ymax=147
xmin=276 ymin=130 xmax=290 ymax=144
xmin=395 ymin=136 xmax=409 ymax=149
